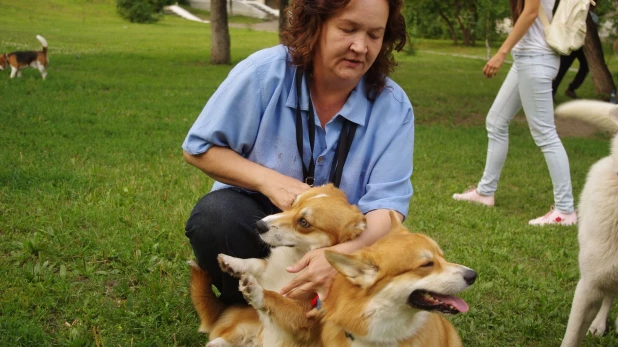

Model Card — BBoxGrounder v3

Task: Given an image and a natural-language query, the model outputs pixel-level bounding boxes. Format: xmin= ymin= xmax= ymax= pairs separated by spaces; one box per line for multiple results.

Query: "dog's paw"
xmin=239 ymin=274 xmax=264 ymax=309
xmin=206 ymin=337 xmax=232 ymax=347
xmin=217 ymin=254 xmax=244 ymax=278
xmin=589 ymin=322 xmax=607 ymax=337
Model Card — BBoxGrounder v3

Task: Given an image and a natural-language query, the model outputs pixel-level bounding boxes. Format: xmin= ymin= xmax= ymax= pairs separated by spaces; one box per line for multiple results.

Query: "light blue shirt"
xmin=183 ymin=45 xmax=414 ymax=217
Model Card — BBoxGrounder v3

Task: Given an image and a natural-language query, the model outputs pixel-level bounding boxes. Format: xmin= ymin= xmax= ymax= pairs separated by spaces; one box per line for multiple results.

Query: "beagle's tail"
xmin=554 ymin=100 xmax=618 ymax=133
xmin=188 ymin=260 xmax=227 ymax=334
xmin=36 ymin=35 xmax=48 ymax=54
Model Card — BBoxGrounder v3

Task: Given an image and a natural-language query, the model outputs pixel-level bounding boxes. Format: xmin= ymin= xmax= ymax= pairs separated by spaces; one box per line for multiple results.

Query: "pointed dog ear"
xmin=325 ymin=250 xmax=379 ymax=288
xmin=388 ymin=210 xmax=408 ymax=235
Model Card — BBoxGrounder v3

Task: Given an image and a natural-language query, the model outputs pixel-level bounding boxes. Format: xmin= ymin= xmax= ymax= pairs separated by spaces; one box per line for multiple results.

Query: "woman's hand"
xmin=483 ymin=51 xmax=507 ymax=78
xmin=258 ymin=171 xmax=311 ymax=211
xmin=280 ymin=248 xmax=338 ymax=302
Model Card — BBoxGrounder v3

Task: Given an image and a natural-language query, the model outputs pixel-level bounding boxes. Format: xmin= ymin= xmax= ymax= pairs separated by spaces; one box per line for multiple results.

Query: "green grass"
xmin=1 ymin=0 xmax=618 ymax=346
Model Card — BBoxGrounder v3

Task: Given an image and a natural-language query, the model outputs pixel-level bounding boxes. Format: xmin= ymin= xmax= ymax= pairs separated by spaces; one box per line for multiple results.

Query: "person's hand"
xmin=258 ymin=171 xmax=311 ymax=211
xmin=280 ymin=248 xmax=338 ymax=304
xmin=483 ymin=52 xmax=507 ymax=78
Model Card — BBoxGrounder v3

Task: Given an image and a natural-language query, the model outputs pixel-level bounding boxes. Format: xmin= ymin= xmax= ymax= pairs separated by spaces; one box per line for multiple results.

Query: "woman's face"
xmin=313 ymin=0 xmax=389 ymax=87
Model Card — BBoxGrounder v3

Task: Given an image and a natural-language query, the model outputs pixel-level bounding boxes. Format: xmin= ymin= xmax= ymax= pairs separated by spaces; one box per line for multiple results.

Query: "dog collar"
xmin=311 ymin=295 xmax=322 ymax=310
xmin=310 ymin=295 xmax=354 ymax=340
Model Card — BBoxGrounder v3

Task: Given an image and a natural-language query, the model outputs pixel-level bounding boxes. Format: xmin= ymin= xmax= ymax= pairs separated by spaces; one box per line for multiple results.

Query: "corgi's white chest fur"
xmin=258 ymin=246 xmax=306 ymax=291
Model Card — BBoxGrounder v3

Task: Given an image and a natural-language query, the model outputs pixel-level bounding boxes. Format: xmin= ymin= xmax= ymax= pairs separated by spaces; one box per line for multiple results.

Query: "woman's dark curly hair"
xmin=280 ymin=0 xmax=408 ymax=100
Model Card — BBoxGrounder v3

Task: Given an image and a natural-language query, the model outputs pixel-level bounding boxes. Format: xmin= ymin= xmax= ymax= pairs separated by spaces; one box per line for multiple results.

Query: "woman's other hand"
xmin=258 ymin=171 xmax=311 ymax=211
xmin=280 ymin=248 xmax=337 ymax=303
xmin=483 ymin=51 xmax=507 ymax=78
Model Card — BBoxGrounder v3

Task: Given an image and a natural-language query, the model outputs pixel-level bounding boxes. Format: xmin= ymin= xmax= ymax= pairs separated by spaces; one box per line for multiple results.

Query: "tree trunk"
xmin=211 ymin=0 xmax=231 ymax=65
xmin=279 ymin=0 xmax=289 ymax=39
xmin=439 ymin=13 xmax=458 ymax=45
xmin=583 ymin=13 xmax=615 ymax=98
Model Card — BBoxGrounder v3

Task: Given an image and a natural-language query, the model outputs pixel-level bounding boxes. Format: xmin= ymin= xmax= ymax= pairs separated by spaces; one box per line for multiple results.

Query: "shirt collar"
xmin=286 ymin=67 xmax=368 ymax=127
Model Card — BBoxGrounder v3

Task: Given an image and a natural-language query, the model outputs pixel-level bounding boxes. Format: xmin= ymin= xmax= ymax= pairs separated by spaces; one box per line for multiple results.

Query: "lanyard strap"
xmin=294 ymin=68 xmax=357 ymax=188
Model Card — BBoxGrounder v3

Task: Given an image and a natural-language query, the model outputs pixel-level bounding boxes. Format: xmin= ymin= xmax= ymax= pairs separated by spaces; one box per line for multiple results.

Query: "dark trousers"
xmin=552 ymin=49 xmax=589 ymax=95
xmin=185 ymin=188 xmax=278 ymax=305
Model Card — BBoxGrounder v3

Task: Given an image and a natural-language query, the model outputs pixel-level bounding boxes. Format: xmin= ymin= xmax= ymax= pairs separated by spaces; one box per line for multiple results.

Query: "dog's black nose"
xmin=255 ymin=220 xmax=269 ymax=234
xmin=464 ymin=269 xmax=477 ymax=285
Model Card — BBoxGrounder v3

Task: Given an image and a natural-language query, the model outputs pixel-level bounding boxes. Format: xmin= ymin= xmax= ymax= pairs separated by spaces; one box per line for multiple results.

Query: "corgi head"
xmin=255 ymin=184 xmax=366 ymax=250
xmin=0 ymin=54 xmax=6 ymax=70
xmin=325 ymin=211 xmax=476 ymax=316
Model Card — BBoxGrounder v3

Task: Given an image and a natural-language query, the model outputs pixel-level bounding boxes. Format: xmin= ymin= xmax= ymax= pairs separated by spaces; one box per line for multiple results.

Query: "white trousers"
xmin=477 ymin=51 xmax=575 ymax=213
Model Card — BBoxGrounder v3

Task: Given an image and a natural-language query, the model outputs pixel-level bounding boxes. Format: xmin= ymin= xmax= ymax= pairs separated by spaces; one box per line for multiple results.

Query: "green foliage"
xmin=405 ymin=0 xmax=509 ymax=46
xmin=116 ymin=0 xmax=174 ymax=23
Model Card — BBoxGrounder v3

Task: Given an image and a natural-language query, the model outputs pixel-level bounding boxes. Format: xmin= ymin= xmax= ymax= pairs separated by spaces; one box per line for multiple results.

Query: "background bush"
xmin=116 ymin=0 xmax=175 ymax=23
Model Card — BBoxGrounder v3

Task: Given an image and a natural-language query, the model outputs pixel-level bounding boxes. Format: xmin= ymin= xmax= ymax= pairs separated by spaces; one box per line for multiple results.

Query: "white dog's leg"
xmin=561 ymin=280 xmax=604 ymax=347
xmin=217 ymin=254 xmax=266 ymax=278
xmin=589 ymin=296 xmax=613 ymax=337
xmin=10 ymin=66 xmax=17 ymax=79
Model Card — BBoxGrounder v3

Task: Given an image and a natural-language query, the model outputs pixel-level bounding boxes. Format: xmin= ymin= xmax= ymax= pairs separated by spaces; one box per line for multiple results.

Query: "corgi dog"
xmin=0 ymin=35 xmax=49 ymax=80
xmin=239 ymin=211 xmax=477 ymax=347
xmin=189 ymin=183 xmax=367 ymax=347
xmin=554 ymin=100 xmax=618 ymax=347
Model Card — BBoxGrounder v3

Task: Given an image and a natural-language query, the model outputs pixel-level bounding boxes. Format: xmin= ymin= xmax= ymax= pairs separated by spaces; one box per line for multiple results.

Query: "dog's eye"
xmin=420 ymin=261 xmax=434 ymax=268
xmin=297 ymin=218 xmax=311 ymax=228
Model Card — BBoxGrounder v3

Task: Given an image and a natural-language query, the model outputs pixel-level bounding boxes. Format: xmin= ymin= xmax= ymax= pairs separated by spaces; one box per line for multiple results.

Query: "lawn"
xmin=1 ymin=0 xmax=618 ymax=346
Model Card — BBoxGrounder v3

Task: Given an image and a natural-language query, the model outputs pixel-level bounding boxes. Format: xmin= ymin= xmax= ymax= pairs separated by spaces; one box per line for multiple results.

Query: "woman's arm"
xmin=183 ymin=147 xmax=310 ymax=211
xmin=484 ymin=0 xmax=541 ymax=78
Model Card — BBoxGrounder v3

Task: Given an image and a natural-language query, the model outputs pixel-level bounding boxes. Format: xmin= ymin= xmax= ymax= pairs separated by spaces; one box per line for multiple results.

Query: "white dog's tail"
xmin=555 ymin=99 xmax=618 ymax=168
xmin=555 ymin=100 xmax=618 ymax=132
xmin=36 ymin=35 xmax=48 ymax=54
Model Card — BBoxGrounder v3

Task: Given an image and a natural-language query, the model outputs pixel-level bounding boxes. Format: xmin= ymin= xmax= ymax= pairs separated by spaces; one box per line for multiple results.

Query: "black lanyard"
xmin=294 ymin=68 xmax=357 ymax=188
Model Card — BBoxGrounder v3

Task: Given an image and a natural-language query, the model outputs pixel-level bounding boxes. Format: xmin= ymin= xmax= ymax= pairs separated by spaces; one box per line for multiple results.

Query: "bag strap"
xmin=294 ymin=67 xmax=357 ymax=188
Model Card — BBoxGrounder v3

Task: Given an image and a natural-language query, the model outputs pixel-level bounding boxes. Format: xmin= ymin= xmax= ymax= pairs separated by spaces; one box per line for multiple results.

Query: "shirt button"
xmin=317 ymin=156 xmax=324 ymax=163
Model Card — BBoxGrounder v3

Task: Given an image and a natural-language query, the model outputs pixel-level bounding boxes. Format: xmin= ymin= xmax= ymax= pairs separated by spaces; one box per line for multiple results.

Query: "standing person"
xmin=182 ymin=0 xmax=413 ymax=306
xmin=552 ymin=48 xmax=589 ymax=99
xmin=452 ymin=0 xmax=576 ymax=226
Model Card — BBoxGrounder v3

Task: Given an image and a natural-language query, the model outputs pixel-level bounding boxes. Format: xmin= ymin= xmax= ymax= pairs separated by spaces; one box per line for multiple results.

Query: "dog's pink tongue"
xmin=433 ymin=294 xmax=469 ymax=314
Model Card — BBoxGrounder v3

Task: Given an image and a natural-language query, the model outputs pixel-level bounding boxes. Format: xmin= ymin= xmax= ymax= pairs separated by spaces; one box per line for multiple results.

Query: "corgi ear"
xmin=325 ymin=250 xmax=378 ymax=288
xmin=388 ymin=210 xmax=408 ymax=235
xmin=340 ymin=212 xmax=366 ymax=243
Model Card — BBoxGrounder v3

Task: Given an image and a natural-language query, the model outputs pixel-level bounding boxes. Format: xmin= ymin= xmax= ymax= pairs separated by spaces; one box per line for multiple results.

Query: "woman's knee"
xmin=185 ymin=190 xmax=250 ymax=241
xmin=485 ymin=110 xmax=509 ymax=137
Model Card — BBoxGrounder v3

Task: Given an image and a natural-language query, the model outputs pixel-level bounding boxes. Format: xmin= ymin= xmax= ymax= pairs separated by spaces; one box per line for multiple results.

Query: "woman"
xmin=453 ymin=0 xmax=577 ymax=226
xmin=182 ymin=0 xmax=413 ymax=305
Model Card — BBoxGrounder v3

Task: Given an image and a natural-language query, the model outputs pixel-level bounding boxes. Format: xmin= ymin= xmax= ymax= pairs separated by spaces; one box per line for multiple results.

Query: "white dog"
xmin=556 ymin=100 xmax=618 ymax=347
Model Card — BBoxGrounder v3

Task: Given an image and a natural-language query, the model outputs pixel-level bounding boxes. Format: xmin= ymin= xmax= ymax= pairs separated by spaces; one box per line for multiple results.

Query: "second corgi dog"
xmin=239 ymin=211 xmax=477 ymax=347
xmin=0 ymin=35 xmax=49 ymax=80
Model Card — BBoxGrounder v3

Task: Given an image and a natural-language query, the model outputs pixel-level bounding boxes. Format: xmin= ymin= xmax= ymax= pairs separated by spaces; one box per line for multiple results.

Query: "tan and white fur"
xmin=189 ymin=183 xmax=366 ymax=347
xmin=0 ymin=35 xmax=49 ymax=80
xmin=240 ymin=211 xmax=476 ymax=347
xmin=555 ymin=100 xmax=618 ymax=347
xmin=316 ymin=211 xmax=477 ymax=347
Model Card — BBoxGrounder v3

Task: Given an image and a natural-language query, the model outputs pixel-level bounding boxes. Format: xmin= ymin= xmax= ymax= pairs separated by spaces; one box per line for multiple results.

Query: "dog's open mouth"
xmin=407 ymin=290 xmax=469 ymax=314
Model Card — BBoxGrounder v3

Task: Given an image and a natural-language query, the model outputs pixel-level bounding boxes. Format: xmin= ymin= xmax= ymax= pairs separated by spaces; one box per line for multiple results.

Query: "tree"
xmin=406 ymin=0 xmax=508 ymax=47
xmin=583 ymin=13 xmax=616 ymax=97
xmin=211 ymin=0 xmax=231 ymax=64
xmin=279 ymin=0 xmax=289 ymax=37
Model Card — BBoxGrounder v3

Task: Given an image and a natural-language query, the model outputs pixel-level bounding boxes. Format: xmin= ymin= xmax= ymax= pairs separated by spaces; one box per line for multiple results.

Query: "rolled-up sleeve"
xmin=182 ymin=58 xmax=264 ymax=156
xmin=357 ymin=101 xmax=414 ymax=218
